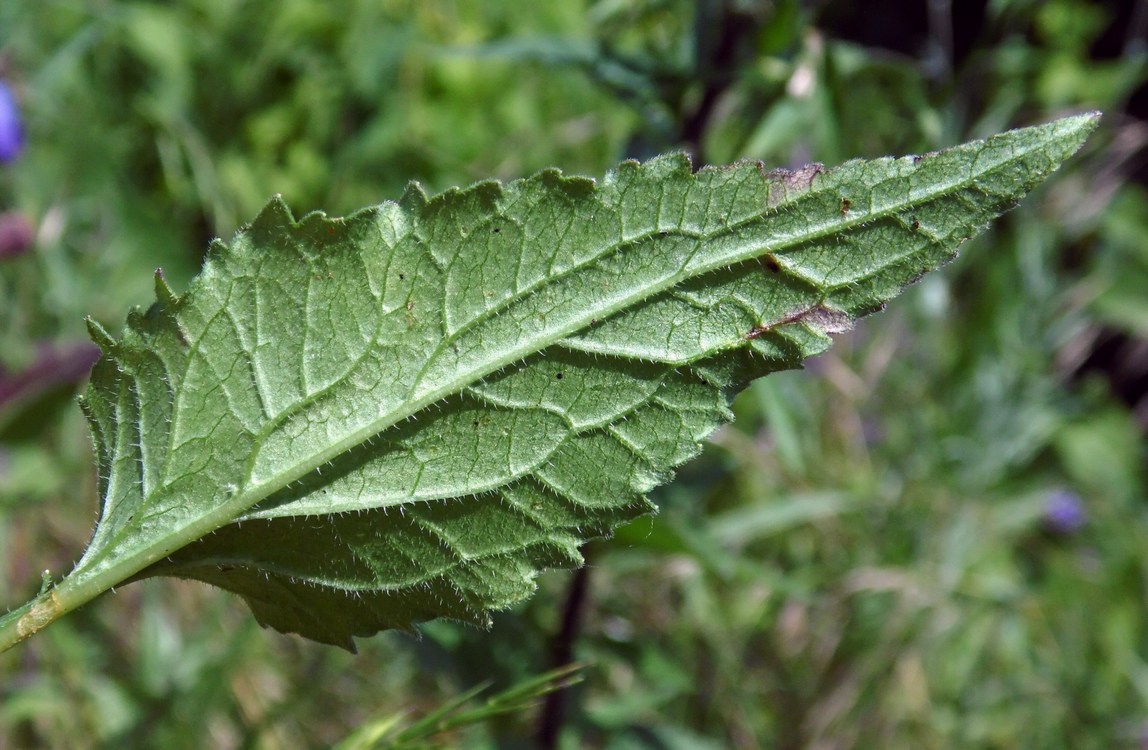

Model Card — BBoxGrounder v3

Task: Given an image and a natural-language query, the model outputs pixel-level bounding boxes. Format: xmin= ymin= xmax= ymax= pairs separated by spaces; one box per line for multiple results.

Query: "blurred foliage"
xmin=332 ymin=664 xmax=584 ymax=750
xmin=1 ymin=0 xmax=1147 ymax=748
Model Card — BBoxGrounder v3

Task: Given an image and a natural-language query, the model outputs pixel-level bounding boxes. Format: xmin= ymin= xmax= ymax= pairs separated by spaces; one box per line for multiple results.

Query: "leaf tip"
xmin=400 ymin=181 xmax=429 ymax=212
xmin=84 ymin=316 xmax=116 ymax=353
xmin=535 ymin=166 xmax=597 ymax=197
xmin=204 ymin=238 xmax=229 ymax=260
xmin=1074 ymin=109 xmax=1102 ymax=126
xmin=153 ymin=267 xmax=179 ymax=308
xmin=1051 ymin=109 xmax=1103 ymax=150
xmin=250 ymin=194 xmax=296 ymax=235
xmin=998 ymin=110 xmax=1103 ymax=169
xmin=638 ymin=151 xmax=693 ymax=180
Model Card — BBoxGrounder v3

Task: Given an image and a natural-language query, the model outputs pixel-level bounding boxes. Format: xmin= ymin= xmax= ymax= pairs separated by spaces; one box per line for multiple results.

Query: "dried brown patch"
xmin=746 ymin=305 xmax=853 ymax=339
xmin=759 ymin=163 xmax=825 ymax=208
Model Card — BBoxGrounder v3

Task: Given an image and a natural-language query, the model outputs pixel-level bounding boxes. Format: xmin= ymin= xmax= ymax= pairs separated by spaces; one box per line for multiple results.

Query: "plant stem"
xmin=535 ymin=545 xmax=593 ymax=749
xmin=0 ymin=587 xmax=68 ymax=652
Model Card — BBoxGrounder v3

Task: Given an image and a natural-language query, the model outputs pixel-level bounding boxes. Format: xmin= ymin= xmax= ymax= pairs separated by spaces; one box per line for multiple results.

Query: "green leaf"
xmin=0 ymin=113 xmax=1098 ymax=652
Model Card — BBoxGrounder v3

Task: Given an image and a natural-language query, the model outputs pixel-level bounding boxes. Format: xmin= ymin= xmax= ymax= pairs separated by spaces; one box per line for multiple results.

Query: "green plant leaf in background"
xmin=0 ymin=113 xmax=1098 ymax=652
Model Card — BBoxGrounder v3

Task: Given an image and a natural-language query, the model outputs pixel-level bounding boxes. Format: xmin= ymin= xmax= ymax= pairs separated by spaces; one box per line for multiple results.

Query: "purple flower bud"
xmin=0 ymin=212 xmax=34 ymax=259
xmin=0 ymin=80 xmax=24 ymax=163
xmin=1044 ymin=489 xmax=1086 ymax=534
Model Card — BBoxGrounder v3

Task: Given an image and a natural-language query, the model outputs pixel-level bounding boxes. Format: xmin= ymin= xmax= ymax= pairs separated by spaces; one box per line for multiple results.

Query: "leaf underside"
xmin=72 ymin=114 xmax=1097 ymax=649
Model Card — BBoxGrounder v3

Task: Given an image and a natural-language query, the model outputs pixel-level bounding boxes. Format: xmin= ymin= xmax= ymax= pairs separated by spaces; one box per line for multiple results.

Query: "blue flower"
xmin=1043 ymin=489 xmax=1086 ymax=534
xmin=0 ymin=80 xmax=24 ymax=164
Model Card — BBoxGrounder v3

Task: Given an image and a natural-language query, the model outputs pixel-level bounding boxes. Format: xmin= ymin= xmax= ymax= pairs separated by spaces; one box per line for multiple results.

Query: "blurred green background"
xmin=2 ymin=1 xmax=1147 ymax=748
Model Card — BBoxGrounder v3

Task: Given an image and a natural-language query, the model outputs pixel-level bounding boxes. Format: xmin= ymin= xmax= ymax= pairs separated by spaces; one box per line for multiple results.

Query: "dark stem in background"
xmin=925 ymin=0 xmax=954 ymax=84
xmin=1125 ymin=0 xmax=1148 ymax=55
xmin=680 ymin=0 xmax=765 ymax=165
xmin=534 ymin=3 xmax=767 ymax=747
xmin=534 ymin=545 xmax=592 ymax=749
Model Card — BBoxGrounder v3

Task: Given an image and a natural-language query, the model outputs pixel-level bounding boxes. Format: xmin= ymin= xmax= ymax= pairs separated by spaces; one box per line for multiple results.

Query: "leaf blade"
xmin=41 ymin=113 xmax=1100 ymax=650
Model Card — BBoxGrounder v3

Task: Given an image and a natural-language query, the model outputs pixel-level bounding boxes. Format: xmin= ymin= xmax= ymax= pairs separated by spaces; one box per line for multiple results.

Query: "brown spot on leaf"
xmin=746 ymin=305 xmax=853 ymax=340
xmin=760 ymin=162 xmax=825 ymax=208
xmin=778 ymin=163 xmax=824 ymax=190
xmin=803 ymin=307 xmax=853 ymax=334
